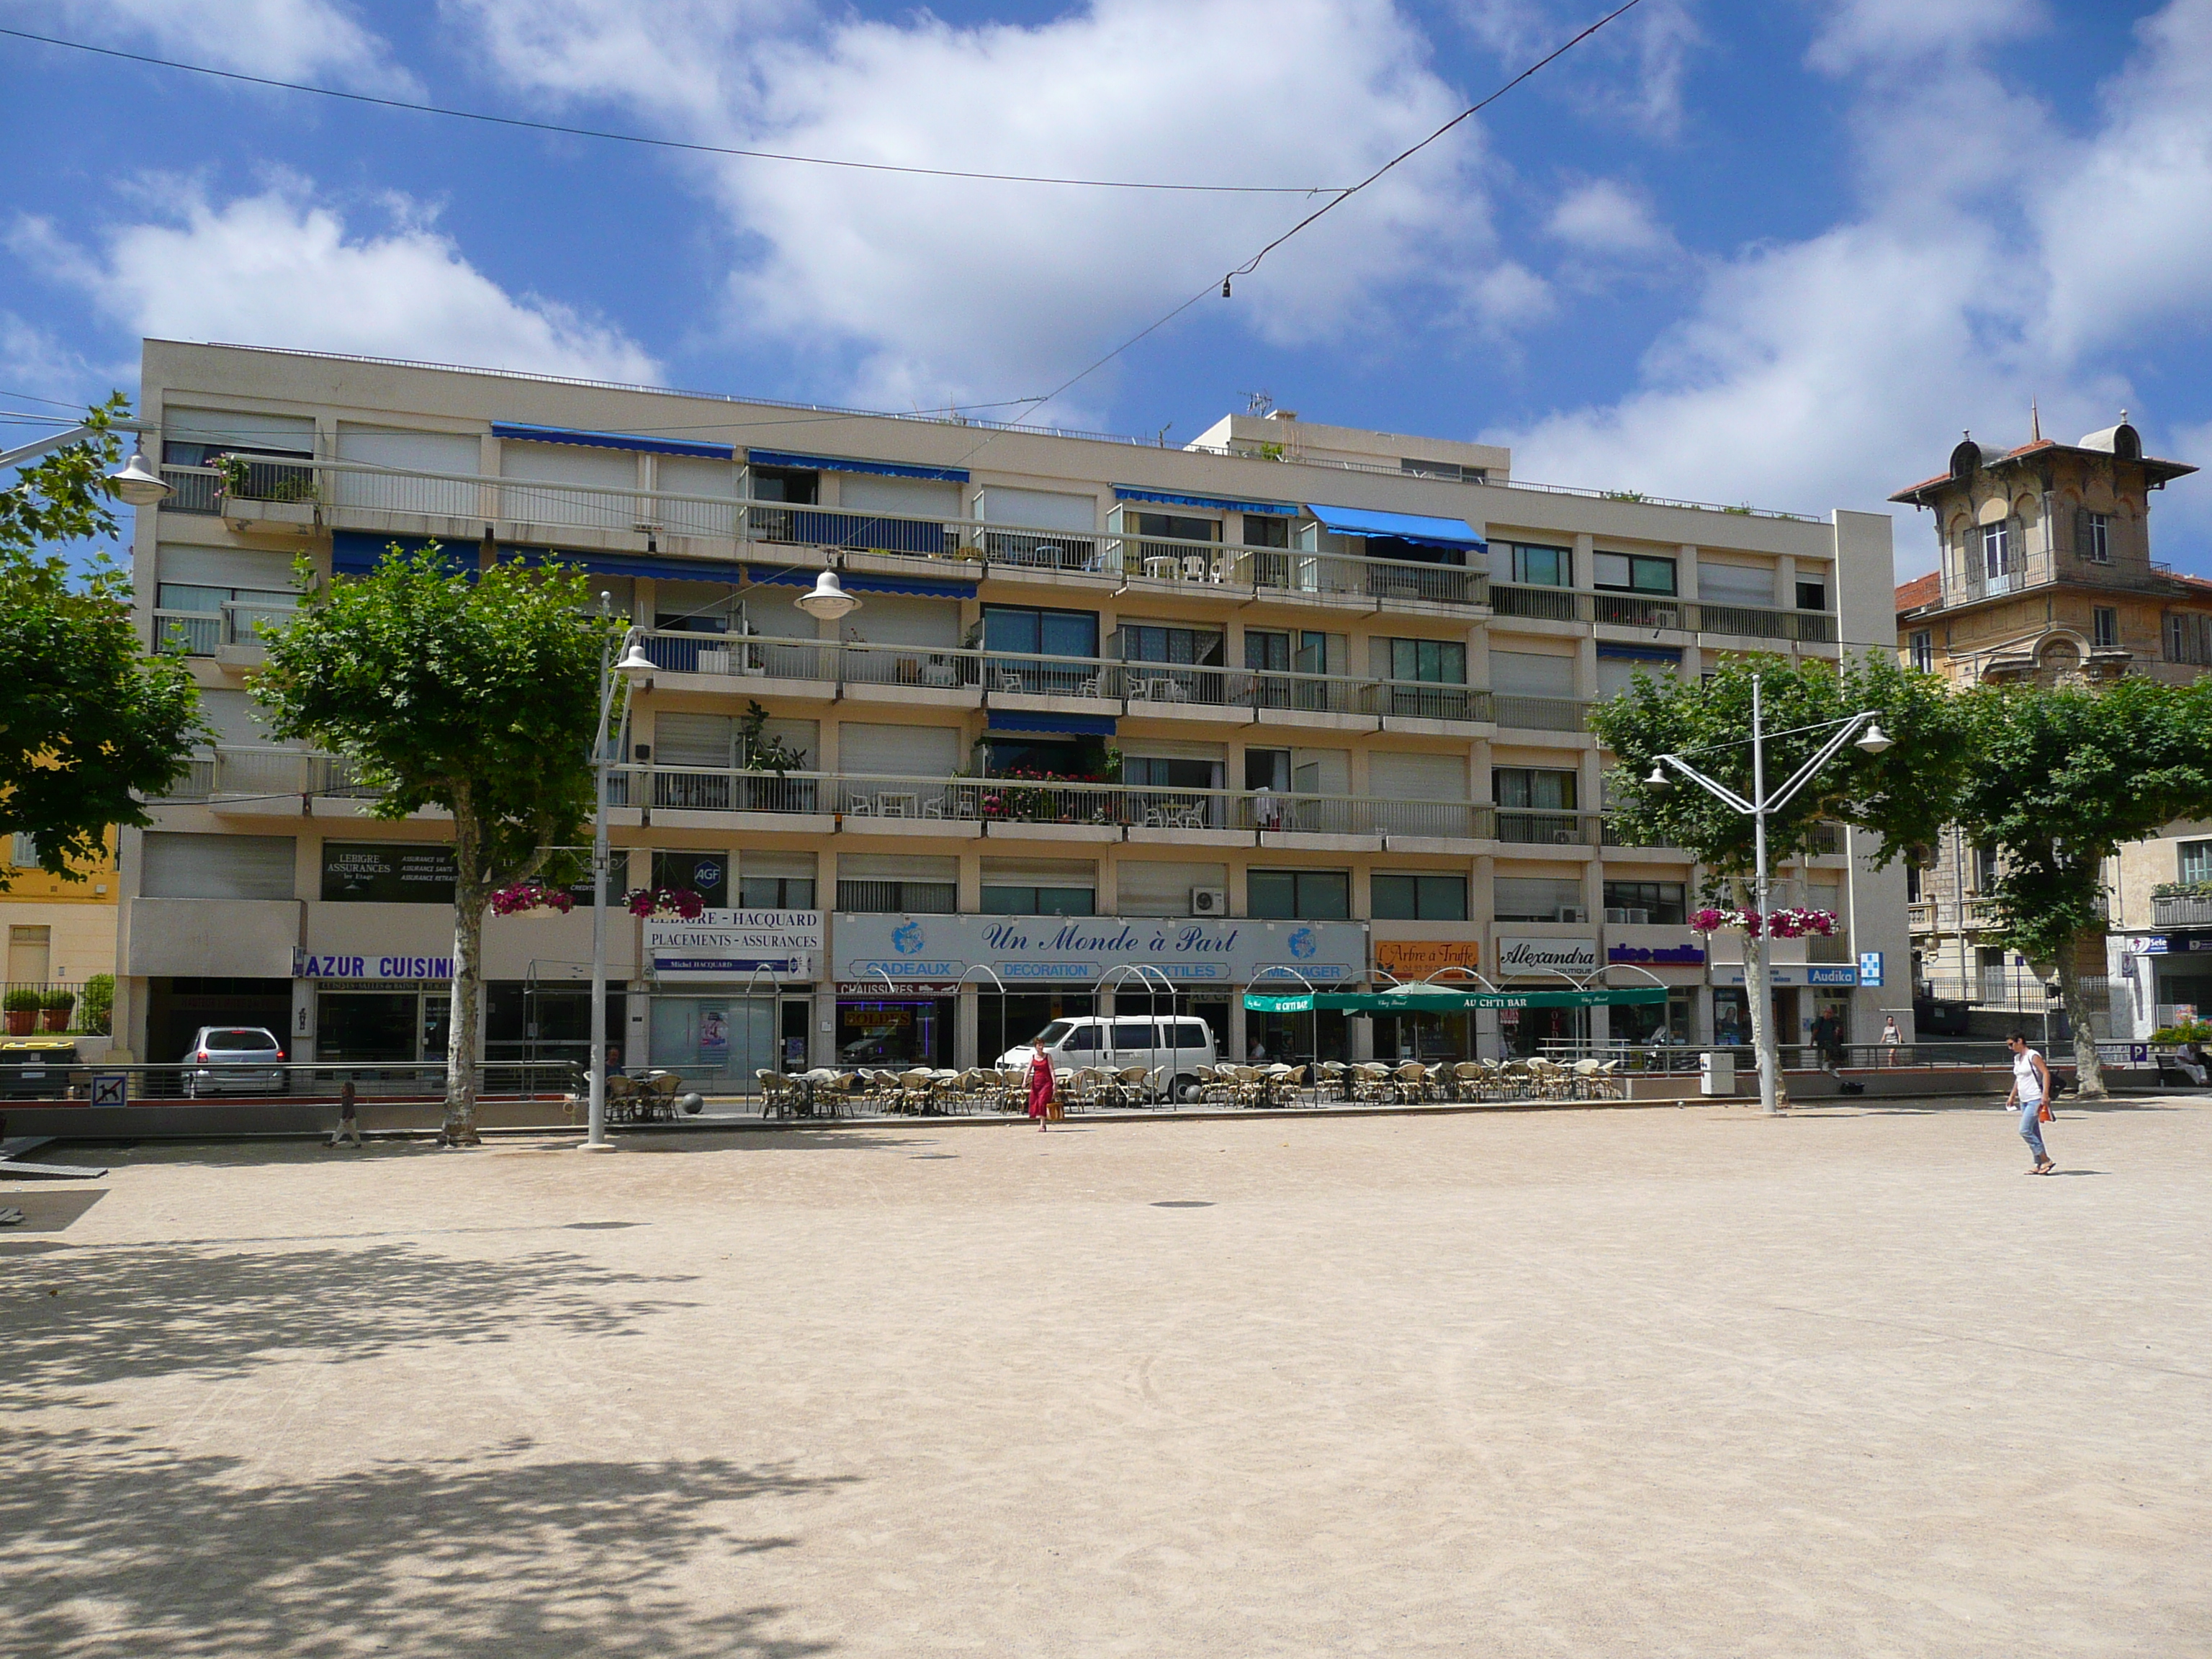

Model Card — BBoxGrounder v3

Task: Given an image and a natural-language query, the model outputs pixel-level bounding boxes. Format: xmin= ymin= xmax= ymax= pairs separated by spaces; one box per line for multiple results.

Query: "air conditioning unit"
xmin=1556 ymin=906 xmax=1588 ymax=924
xmin=1191 ymin=887 xmax=1228 ymax=917
xmin=1604 ymin=907 xmax=1651 ymax=925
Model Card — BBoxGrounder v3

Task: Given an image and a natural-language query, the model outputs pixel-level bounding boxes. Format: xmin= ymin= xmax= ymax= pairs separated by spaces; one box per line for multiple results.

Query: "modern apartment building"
xmin=115 ymin=339 xmax=1902 ymax=1079
xmin=1891 ymin=421 xmax=2212 ymax=1034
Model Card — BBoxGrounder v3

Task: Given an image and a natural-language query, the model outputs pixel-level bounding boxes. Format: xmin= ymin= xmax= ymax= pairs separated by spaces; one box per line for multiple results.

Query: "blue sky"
xmin=4 ymin=0 xmax=2210 ymax=580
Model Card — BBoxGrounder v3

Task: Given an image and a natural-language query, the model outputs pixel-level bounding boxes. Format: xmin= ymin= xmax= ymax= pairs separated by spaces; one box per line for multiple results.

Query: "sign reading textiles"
xmin=1495 ymin=935 xmax=1599 ymax=977
xmin=836 ymin=914 xmax=1365 ymax=986
xmin=1375 ymin=940 xmax=1478 ymax=979
xmin=644 ymin=911 xmax=823 ymax=981
xmin=320 ymin=842 xmax=458 ymax=904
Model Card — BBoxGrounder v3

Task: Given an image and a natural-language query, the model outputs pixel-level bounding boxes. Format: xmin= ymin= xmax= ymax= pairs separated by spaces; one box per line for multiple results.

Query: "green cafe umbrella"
xmin=1244 ymin=982 xmax=1668 ymax=1015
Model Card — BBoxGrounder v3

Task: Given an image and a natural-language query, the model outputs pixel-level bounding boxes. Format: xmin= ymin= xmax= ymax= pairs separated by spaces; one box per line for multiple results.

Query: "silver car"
xmin=182 ymin=1025 xmax=288 ymax=1096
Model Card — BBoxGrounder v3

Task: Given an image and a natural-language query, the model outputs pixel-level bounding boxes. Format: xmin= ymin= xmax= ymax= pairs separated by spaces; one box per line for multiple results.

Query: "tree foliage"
xmin=253 ymin=547 xmax=616 ymax=1140
xmin=0 ymin=394 xmax=206 ymax=889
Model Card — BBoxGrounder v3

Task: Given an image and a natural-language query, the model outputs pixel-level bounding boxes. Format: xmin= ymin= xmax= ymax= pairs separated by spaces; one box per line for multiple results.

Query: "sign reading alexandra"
xmin=320 ymin=842 xmax=457 ymax=904
xmin=645 ymin=910 xmax=822 ymax=981
xmin=837 ymin=914 xmax=1366 ymax=986
xmin=1495 ymin=935 xmax=1599 ymax=977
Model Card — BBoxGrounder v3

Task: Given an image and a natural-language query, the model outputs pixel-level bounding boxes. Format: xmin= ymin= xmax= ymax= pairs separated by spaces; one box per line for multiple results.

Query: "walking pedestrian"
xmin=2005 ymin=1030 xmax=2055 ymax=1174
xmin=1026 ymin=1036 xmax=1056 ymax=1133
xmin=1811 ymin=1010 xmax=1846 ymax=1076
xmin=1881 ymin=1015 xmax=1902 ymax=1056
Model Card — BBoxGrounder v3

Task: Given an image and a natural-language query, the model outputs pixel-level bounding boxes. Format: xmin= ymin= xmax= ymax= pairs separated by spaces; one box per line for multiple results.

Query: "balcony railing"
xmin=153 ymin=601 xmax=298 ymax=656
xmin=1488 ymin=583 xmax=1837 ymax=643
xmin=160 ymin=747 xmax=371 ymax=800
xmin=2152 ymin=894 xmax=2212 ymax=927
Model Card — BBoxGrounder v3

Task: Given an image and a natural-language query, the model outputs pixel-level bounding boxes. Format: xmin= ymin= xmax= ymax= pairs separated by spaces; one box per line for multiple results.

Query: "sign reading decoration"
xmin=645 ymin=910 xmax=823 ymax=982
xmin=837 ymin=914 xmax=1366 ymax=987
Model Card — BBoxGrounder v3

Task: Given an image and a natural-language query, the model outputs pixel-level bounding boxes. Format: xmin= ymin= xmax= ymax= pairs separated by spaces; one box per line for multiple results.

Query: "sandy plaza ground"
xmin=5 ymin=1094 xmax=2209 ymax=1658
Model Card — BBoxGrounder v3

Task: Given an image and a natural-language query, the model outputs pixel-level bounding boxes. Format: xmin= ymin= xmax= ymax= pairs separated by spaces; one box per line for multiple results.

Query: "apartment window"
xmin=154 ymin=583 xmax=297 ymax=654
xmin=1125 ymin=755 xmax=1218 ymax=789
xmin=1386 ymin=639 xmax=1466 ymax=685
xmin=1120 ymin=624 xmax=1223 ymax=666
xmin=2167 ymin=613 xmax=2212 ymax=666
xmin=1241 ymin=513 xmax=1292 ymax=549
xmin=1401 ymin=458 xmax=1483 ymax=483
xmin=1980 ymin=521 xmax=2010 ymax=578
xmin=1494 ymin=768 xmax=1578 ymax=811
xmin=652 ymin=850 xmax=729 ymax=908
xmin=837 ymin=877 xmax=957 ymax=913
xmin=1247 ymin=869 xmax=1350 ymax=920
xmin=2180 ymin=841 xmax=2212 ymax=884
xmin=2093 ymin=607 xmax=2119 ymax=649
xmin=1905 ymin=863 xmax=1924 ymax=903
xmin=9 ymin=832 xmax=37 ymax=868
xmin=1372 ymin=873 xmax=1468 ymax=921
xmin=981 ymin=885 xmax=1094 ymax=915
xmin=1795 ymin=580 xmax=1827 ymax=611
xmin=748 ymin=465 xmax=818 ymax=504
xmin=1593 ymin=551 xmax=1676 ymax=595
xmin=982 ymin=605 xmax=1098 ymax=660
xmin=2080 ymin=511 xmax=2110 ymax=563
xmin=739 ymin=875 xmax=815 ymax=909
xmin=1909 ymin=631 xmax=1934 ymax=673
xmin=1602 ymin=881 xmax=1686 ymax=925
xmin=1510 ymin=544 xmax=1570 ymax=588
xmin=1128 ymin=511 xmax=1220 ymax=545
xmin=1974 ymin=844 xmax=2000 ymax=892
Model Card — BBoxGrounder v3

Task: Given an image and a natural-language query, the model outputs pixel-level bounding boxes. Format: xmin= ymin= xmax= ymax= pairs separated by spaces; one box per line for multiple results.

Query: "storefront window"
xmin=837 ymin=998 xmax=951 ymax=1067
xmin=652 ymin=851 xmax=729 ymax=908
xmin=1249 ymin=1008 xmax=1348 ymax=1066
xmin=650 ymin=996 xmax=777 ymax=1085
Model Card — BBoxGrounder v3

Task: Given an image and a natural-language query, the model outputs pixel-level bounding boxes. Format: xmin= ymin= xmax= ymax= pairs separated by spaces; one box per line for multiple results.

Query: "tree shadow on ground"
xmin=3 ymin=1426 xmax=848 ymax=1659
xmin=3 ymin=1242 xmax=696 ymax=1401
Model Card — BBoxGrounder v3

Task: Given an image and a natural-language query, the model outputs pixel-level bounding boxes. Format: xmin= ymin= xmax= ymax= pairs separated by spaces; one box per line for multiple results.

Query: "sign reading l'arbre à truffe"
xmin=644 ymin=911 xmax=822 ymax=981
xmin=1493 ymin=935 xmax=1599 ymax=978
xmin=836 ymin=914 xmax=1366 ymax=986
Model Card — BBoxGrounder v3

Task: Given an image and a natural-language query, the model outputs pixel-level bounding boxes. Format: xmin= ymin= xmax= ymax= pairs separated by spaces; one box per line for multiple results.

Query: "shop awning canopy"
xmin=1304 ymin=503 xmax=1486 ymax=552
xmin=1113 ymin=486 xmax=1296 ymax=516
xmin=745 ymin=448 xmax=970 ymax=483
xmin=1245 ymin=984 xmax=1668 ymax=1013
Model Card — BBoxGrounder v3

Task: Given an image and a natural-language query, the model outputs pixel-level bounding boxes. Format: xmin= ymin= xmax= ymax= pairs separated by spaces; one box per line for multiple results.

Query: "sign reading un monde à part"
xmin=645 ymin=911 xmax=823 ymax=981
xmin=837 ymin=914 xmax=1365 ymax=987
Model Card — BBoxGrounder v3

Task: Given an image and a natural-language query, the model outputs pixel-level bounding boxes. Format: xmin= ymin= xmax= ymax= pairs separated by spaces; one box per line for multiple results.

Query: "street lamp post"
xmin=1645 ymin=675 xmax=1890 ymax=1115
xmin=0 ymin=418 xmax=171 ymax=504
xmin=582 ymin=619 xmax=656 ymax=1151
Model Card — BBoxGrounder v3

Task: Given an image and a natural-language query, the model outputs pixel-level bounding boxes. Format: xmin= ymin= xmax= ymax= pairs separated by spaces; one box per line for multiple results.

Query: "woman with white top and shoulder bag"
xmin=2005 ymin=1031 xmax=2055 ymax=1175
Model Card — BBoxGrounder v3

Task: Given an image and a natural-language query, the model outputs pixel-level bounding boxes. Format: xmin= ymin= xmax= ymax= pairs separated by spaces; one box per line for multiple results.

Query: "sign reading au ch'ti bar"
xmin=1374 ymin=940 xmax=1478 ymax=979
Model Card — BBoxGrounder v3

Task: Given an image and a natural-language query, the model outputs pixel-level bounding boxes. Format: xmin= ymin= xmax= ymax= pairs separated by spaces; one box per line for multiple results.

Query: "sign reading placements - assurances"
xmin=645 ymin=910 xmax=823 ymax=981
xmin=837 ymin=914 xmax=1366 ymax=986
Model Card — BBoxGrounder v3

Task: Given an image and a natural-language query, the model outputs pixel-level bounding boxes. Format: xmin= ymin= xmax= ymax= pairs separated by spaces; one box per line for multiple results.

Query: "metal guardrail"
xmin=2152 ymin=895 xmax=2212 ymax=927
xmin=154 ymin=600 xmax=298 ymax=655
xmin=1489 ymin=583 xmax=1837 ymax=643
xmin=0 ymin=1058 xmax=583 ymax=1104
xmin=158 ymin=747 xmax=372 ymax=801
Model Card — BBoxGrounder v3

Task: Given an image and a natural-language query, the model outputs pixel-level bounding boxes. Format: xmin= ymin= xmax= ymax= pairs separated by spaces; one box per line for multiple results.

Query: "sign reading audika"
xmin=320 ymin=842 xmax=457 ymax=904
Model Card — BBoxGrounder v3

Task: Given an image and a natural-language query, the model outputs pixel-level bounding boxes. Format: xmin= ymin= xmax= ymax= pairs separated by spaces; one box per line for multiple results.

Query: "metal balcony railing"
xmin=155 ymin=601 xmax=299 ymax=656
xmin=158 ymin=747 xmax=371 ymax=801
xmin=2152 ymin=894 xmax=2212 ymax=927
xmin=1488 ymin=583 xmax=1838 ymax=644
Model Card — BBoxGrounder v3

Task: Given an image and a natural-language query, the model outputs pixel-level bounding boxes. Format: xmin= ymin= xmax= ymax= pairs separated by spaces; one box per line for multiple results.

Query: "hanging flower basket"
xmin=626 ymin=886 xmax=706 ymax=920
xmin=490 ymin=883 xmax=576 ymax=917
xmin=1689 ymin=907 xmax=1837 ymax=938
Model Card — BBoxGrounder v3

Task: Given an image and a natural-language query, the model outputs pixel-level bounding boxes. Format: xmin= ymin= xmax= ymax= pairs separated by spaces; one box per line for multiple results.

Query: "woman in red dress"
xmin=1025 ymin=1037 xmax=1056 ymax=1132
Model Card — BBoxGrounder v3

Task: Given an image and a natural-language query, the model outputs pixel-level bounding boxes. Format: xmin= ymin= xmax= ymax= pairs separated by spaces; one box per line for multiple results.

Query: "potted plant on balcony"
xmin=38 ymin=988 xmax=76 ymax=1033
xmin=737 ymin=699 xmax=809 ymax=811
xmin=4 ymin=988 xmax=39 ymax=1036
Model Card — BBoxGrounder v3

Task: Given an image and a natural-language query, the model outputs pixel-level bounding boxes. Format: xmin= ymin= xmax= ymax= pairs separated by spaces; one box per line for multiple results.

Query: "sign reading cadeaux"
xmin=1494 ymin=935 xmax=1599 ymax=977
xmin=644 ymin=910 xmax=823 ymax=981
xmin=837 ymin=914 xmax=1365 ymax=986
xmin=320 ymin=842 xmax=457 ymax=904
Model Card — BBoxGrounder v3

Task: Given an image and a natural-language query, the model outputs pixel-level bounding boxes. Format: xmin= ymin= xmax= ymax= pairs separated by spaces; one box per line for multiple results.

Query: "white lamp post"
xmin=583 ymin=618 xmax=655 ymax=1151
xmin=0 ymin=419 xmax=170 ymax=505
xmin=795 ymin=567 xmax=861 ymax=622
xmin=1646 ymin=675 xmax=1892 ymax=1115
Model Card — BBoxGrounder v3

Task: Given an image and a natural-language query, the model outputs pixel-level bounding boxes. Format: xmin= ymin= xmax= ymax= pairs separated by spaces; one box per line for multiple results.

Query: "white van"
xmin=998 ymin=1015 xmax=1217 ymax=1099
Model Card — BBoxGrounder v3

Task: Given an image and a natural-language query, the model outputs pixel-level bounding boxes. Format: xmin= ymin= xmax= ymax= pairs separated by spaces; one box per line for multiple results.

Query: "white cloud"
xmin=451 ymin=0 xmax=1500 ymax=412
xmin=1496 ymin=0 xmax=2212 ymax=577
xmin=1455 ymin=0 xmax=1700 ymax=137
xmin=1547 ymin=179 xmax=1674 ymax=255
xmin=13 ymin=179 xmax=658 ymax=385
xmin=37 ymin=0 xmax=418 ymax=92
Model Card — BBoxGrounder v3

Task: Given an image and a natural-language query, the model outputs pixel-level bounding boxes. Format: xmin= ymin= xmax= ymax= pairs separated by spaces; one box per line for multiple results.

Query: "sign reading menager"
xmin=321 ymin=842 xmax=457 ymax=904
xmin=644 ymin=911 xmax=824 ymax=981
xmin=837 ymin=914 xmax=1366 ymax=986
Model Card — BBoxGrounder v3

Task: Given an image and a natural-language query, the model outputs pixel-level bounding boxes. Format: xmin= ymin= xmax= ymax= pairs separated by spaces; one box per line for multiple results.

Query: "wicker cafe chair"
xmin=1314 ymin=1061 xmax=1347 ymax=1102
xmin=1391 ymin=1061 xmax=1429 ymax=1103
xmin=1115 ymin=1065 xmax=1151 ymax=1108
xmin=1452 ymin=1061 xmax=1484 ymax=1102
xmin=1351 ymin=1063 xmax=1393 ymax=1103
xmin=1570 ymin=1058 xmax=1604 ymax=1099
xmin=1269 ymin=1064 xmax=1308 ymax=1107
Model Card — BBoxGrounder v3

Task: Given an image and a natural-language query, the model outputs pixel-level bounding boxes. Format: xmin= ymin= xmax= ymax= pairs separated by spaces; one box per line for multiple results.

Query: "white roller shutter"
xmin=742 ymin=850 xmax=817 ymax=881
xmin=846 ymin=595 xmax=961 ymax=647
xmin=1120 ymin=737 xmax=1225 ymax=763
xmin=165 ymin=408 xmax=315 ymax=452
xmin=838 ymin=475 xmax=962 ymax=519
xmin=1290 ymin=747 xmax=1349 ymax=796
xmin=156 ymin=544 xmax=300 ymax=590
xmin=1491 ymin=652 xmax=1576 ymax=696
xmin=978 ymin=487 xmax=1096 ymax=531
xmin=141 ymin=832 xmax=297 ymax=899
xmin=334 ymin=424 xmax=480 ymax=514
xmin=1118 ymin=860 xmax=1227 ymax=916
xmin=654 ymin=713 xmax=734 ymax=768
xmin=1696 ymin=560 xmax=1776 ymax=606
xmin=656 ymin=454 xmax=741 ymax=536
xmin=1596 ymin=655 xmax=1678 ymax=698
xmin=839 ymin=854 xmax=958 ymax=881
xmin=981 ymin=857 xmax=1095 ymax=885
xmin=1367 ymin=752 xmax=1467 ymax=800
xmin=838 ymin=722 xmax=960 ymax=776
xmin=1493 ymin=876 xmax=1583 ymax=920
xmin=500 ymin=440 xmax=636 ymax=526
xmin=197 ymin=688 xmax=276 ymax=747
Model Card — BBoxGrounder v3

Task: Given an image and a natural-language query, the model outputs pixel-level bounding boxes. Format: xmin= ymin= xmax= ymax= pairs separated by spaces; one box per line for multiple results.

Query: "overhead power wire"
xmin=0 ymin=25 xmax=1342 ymax=195
xmin=993 ymin=0 xmax=1649 ymax=431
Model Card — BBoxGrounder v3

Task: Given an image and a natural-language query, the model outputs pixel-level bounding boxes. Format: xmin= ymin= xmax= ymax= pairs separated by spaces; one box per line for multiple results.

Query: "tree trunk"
xmin=1742 ymin=923 xmax=1783 ymax=1112
xmin=2054 ymin=935 xmax=2105 ymax=1100
xmin=442 ymin=788 xmax=486 ymax=1146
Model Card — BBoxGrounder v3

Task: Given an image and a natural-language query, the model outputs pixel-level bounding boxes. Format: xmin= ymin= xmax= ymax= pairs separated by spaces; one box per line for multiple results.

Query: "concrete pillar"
xmin=1227 ymin=989 xmax=1247 ymax=1063
xmin=1350 ymin=1015 xmax=1375 ymax=1061
xmin=1677 ymin=544 xmax=1701 ymax=603
xmin=956 ymin=985 xmax=979 ymax=1068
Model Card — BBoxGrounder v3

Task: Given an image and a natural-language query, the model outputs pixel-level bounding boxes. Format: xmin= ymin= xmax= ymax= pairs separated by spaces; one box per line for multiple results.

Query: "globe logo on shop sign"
xmin=1287 ymin=927 xmax=1318 ymax=961
xmin=891 ymin=920 xmax=927 ymax=956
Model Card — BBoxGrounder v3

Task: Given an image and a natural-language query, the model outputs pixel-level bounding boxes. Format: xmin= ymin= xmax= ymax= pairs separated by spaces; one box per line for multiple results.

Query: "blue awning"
xmin=1305 ymin=503 xmax=1485 ymax=552
xmin=331 ymin=532 xmax=478 ymax=578
xmin=1596 ymin=644 xmax=1682 ymax=663
xmin=505 ymin=547 xmax=751 ymax=585
xmin=1114 ymin=487 xmax=1295 ymax=516
xmin=745 ymin=564 xmax=974 ymax=599
xmin=492 ymin=423 xmax=734 ymax=461
xmin=746 ymin=449 xmax=969 ymax=484
xmin=986 ymin=711 xmax=1116 ymax=737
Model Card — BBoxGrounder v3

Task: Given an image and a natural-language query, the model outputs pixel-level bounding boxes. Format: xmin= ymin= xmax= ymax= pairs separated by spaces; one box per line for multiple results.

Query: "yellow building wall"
xmin=4 ymin=834 xmax=120 ymax=988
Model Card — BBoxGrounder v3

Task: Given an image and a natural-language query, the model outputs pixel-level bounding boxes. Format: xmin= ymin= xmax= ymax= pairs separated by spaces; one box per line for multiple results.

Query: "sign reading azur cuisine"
xmin=837 ymin=914 xmax=1367 ymax=986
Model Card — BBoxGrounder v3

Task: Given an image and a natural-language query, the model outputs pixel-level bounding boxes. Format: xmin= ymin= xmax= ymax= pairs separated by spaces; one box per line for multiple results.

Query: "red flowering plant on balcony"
xmin=626 ymin=886 xmax=706 ymax=920
xmin=490 ymin=882 xmax=575 ymax=916
xmin=978 ymin=766 xmax=1112 ymax=824
xmin=1689 ymin=906 xmax=1837 ymax=938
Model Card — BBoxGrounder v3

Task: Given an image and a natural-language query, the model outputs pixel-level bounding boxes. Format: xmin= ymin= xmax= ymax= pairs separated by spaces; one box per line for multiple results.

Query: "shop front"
xmin=642 ymin=909 xmax=821 ymax=1084
xmin=1710 ymin=963 xmax=1859 ymax=1051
